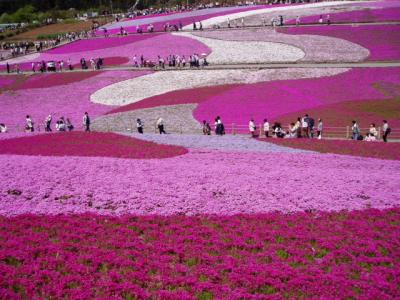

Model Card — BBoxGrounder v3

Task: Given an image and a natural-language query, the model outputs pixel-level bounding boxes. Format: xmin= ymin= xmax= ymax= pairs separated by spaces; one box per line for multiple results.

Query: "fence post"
xmin=259 ymin=123 xmax=263 ymax=137
xmin=232 ymin=123 xmax=235 ymax=135
xmin=346 ymin=126 xmax=349 ymax=139
xmin=378 ymin=127 xmax=381 ymax=140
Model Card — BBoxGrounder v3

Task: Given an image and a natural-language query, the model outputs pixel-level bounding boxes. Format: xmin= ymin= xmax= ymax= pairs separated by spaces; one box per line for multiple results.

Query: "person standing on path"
xmin=382 ymin=120 xmax=391 ymax=142
xmin=136 ymin=118 xmax=143 ymax=134
xmin=263 ymin=119 xmax=270 ymax=138
xmin=45 ymin=114 xmax=52 ymax=132
xmin=25 ymin=115 xmax=34 ymax=132
xmin=351 ymin=120 xmax=360 ymax=140
xmin=317 ymin=118 xmax=323 ymax=139
xmin=249 ymin=119 xmax=257 ymax=137
xmin=83 ymin=112 xmax=90 ymax=132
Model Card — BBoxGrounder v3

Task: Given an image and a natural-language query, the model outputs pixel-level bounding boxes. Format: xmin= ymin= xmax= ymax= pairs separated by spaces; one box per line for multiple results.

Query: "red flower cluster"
xmin=0 ymin=132 xmax=188 ymax=159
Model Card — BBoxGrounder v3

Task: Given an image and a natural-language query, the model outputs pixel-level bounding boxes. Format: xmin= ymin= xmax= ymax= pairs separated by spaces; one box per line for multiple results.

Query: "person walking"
xmin=351 ymin=120 xmax=360 ymax=140
xmin=83 ymin=112 xmax=90 ymax=132
xmin=156 ymin=117 xmax=166 ymax=134
xmin=382 ymin=120 xmax=391 ymax=142
xmin=136 ymin=118 xmax=143 ymax=134
xmin=45 ymin=114 xmax=52 ymax=132
xmin=317 ymin=118 xmax=323 ymax=139
xmin=263 ymin=119 xmax=270 ymax=137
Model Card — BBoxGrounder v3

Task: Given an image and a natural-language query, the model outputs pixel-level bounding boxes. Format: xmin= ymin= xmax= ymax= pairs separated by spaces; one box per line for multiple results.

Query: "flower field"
xmin=0 ymin=1 xmax=400 ymax=298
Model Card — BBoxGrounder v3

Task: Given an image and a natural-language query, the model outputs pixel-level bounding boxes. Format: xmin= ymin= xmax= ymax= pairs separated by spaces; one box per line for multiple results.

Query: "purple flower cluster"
xmin=0 ymin=208 xmax=399 ymax=299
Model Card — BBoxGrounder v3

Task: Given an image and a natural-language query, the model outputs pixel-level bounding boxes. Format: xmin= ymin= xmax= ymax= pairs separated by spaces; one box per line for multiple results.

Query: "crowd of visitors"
xmin=0 ymin=113 xmax=394 ymax=143
xmin=351 ymin=120 xmax=391 ymax=142
xmin=0 ymin=112 xmax=91 ymax=133
xmin=131 ymin=53 xmax=208 ymax=68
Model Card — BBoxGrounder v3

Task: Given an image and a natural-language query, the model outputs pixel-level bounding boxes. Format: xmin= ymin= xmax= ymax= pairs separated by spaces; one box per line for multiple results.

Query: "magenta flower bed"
xmin=264 ymin=138 xmax=400 ymax=160
xmin=277 ymin=98 xmax=400 ymax=129
xmin=11 ymin=71 xmax=99 ymax=90
xmin=0 ymin=70 xmax=150 ymax=128
xmin=286 ymin=7 xmax=400 ymax=24
xmin=0 ymin=150 xmax=399 ymax=216
xmin=1 ymin=209 xmax=399 ymax=299
xmin=279 ymin=25 xmax=400 ymax=61
xmin=193 ymin=67 xmax=400 ymax=126
xmin=47 ymin=34 xmax=159 ymax=54
xmin=0 ymin=131 xmax=187 ymax=159
xmin=107 ymin=84 xmax=238 ymax=115
xmin=0 ymin=76 xmax=15 ymax=89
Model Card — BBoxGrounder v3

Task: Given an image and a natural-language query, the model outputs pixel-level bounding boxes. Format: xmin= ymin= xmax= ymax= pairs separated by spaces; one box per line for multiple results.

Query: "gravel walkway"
xmin=132 ymin=133 xmax=312 ymax=153
xmin=92 ymin=104 xmax=202 ymax=134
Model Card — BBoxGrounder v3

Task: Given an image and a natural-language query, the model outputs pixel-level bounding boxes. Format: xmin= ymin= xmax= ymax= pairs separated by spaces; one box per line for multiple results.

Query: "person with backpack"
xmin=83 ymin=112 xmax=90 ymax=132
xmin=382 ymin=120 xmax=391 ymax=142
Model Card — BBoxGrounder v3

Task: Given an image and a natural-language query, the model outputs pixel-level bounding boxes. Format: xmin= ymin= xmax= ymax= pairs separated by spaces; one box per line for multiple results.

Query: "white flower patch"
xmin=90 ymin=68 xmax=349 ymax=106
xmin=192 ymin=28 xmax=369 ymax=62
xmin=173 ymin=32 xmax=305 ymax=64
xmin=183 ymin=1 xmax=365 ymax=29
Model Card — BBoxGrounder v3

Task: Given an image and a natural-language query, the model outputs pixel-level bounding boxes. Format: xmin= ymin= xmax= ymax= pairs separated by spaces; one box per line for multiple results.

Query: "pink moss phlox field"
xmin=277 ymin=98 xmax=400 ymax=129
xmin=47 ymin=34 xmax=159 ymax=54
xmin=0 ymin=76 xmax=15 ymax=89
xmin=279 ymin=25 xmax=400 ymax=61
xmin=0 ymin=132 xmax=188 ymax=159
xmin=287 ymin=7 xmax=400 ymax=24
xmin=12 ymin=71 xmax=99 ymax=90
xmin=0 ymin=209 xmax=399 ymax=299
xmin=263 ymin=138 xmax=400 ymax=160
xmin=193 ymin=67 xmax=400 ymax=125
xmin=0 ymin=70 xmax=150 ymax=129
xmin=102 ymin=5 xmax=271 ymax=34
xmin=0 ymin=150 xmax=399 ymax=216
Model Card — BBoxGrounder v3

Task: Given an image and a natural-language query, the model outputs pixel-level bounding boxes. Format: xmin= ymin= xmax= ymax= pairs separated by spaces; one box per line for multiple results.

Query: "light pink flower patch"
xmin=0 ymin=70 xmax=150 ymax=128
xmin=0 ymin=149 xmax=399 ymax=216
